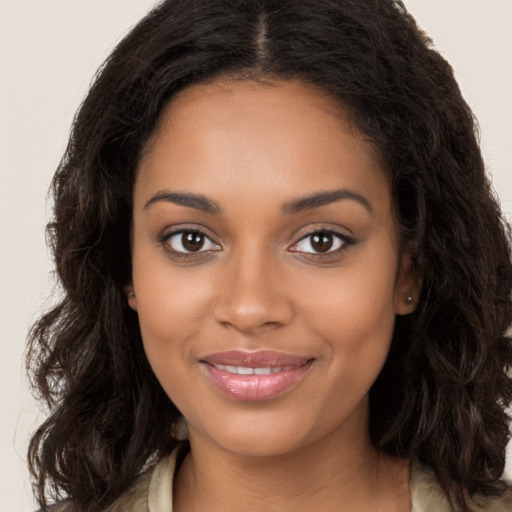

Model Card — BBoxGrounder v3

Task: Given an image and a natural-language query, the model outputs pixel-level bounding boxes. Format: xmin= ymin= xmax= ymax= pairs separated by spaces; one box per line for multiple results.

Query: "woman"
xmin=27 ymin=0 xmax=512 ymax=511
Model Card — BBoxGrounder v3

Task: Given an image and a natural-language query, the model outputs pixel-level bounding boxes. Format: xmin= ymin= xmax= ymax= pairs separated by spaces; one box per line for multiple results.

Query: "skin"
xmin=128 ymin=78 xmax=418 ymax=512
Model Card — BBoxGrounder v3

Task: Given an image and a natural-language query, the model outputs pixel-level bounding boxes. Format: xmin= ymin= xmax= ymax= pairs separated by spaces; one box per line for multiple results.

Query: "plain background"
xmin=1 ymin=1 xmax=511 ymax=510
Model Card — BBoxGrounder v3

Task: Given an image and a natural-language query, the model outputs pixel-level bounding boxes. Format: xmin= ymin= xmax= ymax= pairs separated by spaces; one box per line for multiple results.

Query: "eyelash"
xmin=290 ymin=228 xmax=356 ymax=257
xmin=159 ymin=228 xmax=221 ymax=258
xmin=158 ymin=227 xmax=356 ymax=259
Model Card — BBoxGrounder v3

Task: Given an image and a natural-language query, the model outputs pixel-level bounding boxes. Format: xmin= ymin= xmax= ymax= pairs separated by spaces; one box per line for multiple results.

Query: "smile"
xmin=200 ymin=350 xmax=313 ymax=401
xmin=213 ymin=364 xmax=296 ymax=375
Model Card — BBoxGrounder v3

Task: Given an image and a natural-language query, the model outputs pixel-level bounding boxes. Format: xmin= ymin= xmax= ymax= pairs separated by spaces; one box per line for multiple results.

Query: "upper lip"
xmin=200 ymin=350 xmax=312 ymax=368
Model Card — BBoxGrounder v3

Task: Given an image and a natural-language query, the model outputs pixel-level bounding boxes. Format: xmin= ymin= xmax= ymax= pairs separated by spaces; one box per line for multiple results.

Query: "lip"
xmin=200 ymin=350 xmax=314 ymax=401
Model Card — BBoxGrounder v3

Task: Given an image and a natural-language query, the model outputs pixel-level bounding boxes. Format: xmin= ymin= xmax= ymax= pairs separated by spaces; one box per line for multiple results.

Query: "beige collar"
xmin=129 ymin=446 xmax=508 ymax=512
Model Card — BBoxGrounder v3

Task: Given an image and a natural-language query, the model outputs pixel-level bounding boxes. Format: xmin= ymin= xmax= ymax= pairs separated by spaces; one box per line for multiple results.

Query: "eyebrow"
xmin=144 ymin=187 xmax=372 ymax=215
xmin=144 ymin=191 xmax=222 ymax=214
xmin=282 ymin=188 xmax=372 ymax=214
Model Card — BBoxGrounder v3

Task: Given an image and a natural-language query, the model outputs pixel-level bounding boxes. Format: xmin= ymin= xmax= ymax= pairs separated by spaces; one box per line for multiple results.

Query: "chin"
xmin=186 ymin=399 xmax=366 ymax=459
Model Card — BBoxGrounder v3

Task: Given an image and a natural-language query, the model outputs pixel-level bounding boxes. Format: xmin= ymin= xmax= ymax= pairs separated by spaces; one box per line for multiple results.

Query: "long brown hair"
xmin=28 ymin=1 xmax=512 ymax=510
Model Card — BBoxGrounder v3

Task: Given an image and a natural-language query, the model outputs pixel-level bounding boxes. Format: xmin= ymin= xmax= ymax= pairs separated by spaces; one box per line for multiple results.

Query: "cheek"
xmin=299 ymin=258 xmax=397 ymax=338
xmin=132 ymin=266 xmax=216 ymax=415
xmin=292 ymin=247 xmax=399 ymax=382
xmin=131 ymin=253 xmax=216 ymax=369
xmin=296 ymin=266 xmax=397 ymax=425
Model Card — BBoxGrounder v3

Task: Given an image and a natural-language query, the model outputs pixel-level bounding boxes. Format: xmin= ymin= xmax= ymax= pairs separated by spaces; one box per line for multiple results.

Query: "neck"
xmin=173 ymin=417 xmax=411 ymax=512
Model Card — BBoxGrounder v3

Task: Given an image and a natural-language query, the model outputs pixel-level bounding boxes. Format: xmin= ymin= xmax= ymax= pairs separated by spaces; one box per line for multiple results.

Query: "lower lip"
xmin=202 ymin=361 xmax=313 ymax=401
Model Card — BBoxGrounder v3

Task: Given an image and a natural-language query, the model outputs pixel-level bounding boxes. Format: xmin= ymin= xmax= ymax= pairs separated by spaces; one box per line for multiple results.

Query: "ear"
xmin=394 ymin=252 xmax=421 ymax=316
xmin=124 ymin=284 xmax=137 ymax=311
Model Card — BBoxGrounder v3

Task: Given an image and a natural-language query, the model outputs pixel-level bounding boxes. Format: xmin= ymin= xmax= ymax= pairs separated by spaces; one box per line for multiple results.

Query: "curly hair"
xmin=27 ymin=0 xmax=512 ymax=511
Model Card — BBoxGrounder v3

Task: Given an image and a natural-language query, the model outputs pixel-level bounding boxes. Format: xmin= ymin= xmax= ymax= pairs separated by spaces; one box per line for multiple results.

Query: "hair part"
xmin=27 ymin=1 xmax=512 ymax=511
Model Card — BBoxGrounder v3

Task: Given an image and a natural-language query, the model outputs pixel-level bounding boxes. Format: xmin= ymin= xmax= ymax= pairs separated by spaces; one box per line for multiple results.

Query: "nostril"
xmin=212 ymin=263 xmax=294 ymax=332
xmin=214 ymin=303 xmax=293 ymax=334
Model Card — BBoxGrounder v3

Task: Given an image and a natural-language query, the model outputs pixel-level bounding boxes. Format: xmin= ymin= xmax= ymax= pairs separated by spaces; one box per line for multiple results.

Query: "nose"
xmin=213 ymin=249 xmax=294 ymax=335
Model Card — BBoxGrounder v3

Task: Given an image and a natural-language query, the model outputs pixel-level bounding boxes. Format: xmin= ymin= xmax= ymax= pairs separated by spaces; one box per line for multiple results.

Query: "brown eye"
xmin=182 ymin=232 xmax=205 ymax=252
xmin=310 ymin=233 xmax=334 ymax=253
xmin=289 ymin=229 xmax=352 ymax=255
xmin=164 ymin=230 xmax=220 ymax=254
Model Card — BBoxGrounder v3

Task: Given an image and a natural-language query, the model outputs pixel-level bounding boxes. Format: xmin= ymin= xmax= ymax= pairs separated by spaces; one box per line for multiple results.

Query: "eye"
xmin=289 ymin=230 xmax=353 ymax=254
xmin=163 ymin=230 xmax=221 ymax=254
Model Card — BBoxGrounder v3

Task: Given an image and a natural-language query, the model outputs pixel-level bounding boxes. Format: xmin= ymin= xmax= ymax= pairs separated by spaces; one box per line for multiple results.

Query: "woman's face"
xmin=129 ymin=79 xmax=416 ymax=457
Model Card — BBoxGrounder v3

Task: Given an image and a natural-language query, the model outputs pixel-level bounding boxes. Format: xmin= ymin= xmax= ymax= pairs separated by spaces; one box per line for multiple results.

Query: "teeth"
xmin=254 ymin=367 xmax=272 ymax=375
xmin=215 ymin=364 xmax=289 ymax=375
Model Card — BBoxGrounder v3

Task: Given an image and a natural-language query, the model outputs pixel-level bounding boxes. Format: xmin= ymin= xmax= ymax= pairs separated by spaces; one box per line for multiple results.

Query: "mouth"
xmin=200 ymin=350 xmax=314 ymax=401
xmin=213 ymin=364 xmax=297 ymax=375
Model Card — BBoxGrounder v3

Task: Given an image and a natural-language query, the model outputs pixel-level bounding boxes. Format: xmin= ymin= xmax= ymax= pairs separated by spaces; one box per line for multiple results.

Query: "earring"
xmin=128 ymin=292 xmax=135 ymax=298
xmin=405 ymin=294 xmax=415 ymax=305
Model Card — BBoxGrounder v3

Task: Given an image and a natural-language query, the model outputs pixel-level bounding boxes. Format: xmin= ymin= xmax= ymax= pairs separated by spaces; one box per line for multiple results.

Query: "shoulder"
xmin=411 ymin=461 xmax=512 ymax=512
xmin=32 ymin=444 xmax=185 ymax=512
xmin=469 ymin=487 xmax=512 ymax=512
xmin=31 ymin=470 xmax=152 ymax=512
xmin=109 ymin=469 xmax=153 ymax=511
xmin=411 ymin=461 xmax=453 ymax=512
xmin=112 ymin=443 xmax=186 ymax=511
xmin=109 ymin=448 xmax=178 ymax=511
xmin=36 ymin=470 xmax=154 ymax=512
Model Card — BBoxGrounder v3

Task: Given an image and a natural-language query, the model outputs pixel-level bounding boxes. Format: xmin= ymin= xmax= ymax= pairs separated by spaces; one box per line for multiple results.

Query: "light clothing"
xmin=50 ymin=445 xmax=512 ymax=511
xmin=138 ymin=449 xmax=455 ymax=511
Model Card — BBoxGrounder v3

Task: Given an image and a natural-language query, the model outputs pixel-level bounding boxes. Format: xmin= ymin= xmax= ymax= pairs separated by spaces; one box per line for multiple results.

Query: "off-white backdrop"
xmin=1 ymin=1 xmax=511 ymax=510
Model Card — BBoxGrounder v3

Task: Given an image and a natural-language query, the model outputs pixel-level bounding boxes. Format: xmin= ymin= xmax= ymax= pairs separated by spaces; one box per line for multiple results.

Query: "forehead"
xmin=135 ymin=78 xmax=390 ymax=212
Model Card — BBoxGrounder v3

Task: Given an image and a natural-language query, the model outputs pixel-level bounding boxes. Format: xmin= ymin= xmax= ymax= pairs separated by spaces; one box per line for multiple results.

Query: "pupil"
xmin=182 ymin=232 xmax=204 ymax=252
xmin=312 ymin=233 xmax=333 ymax=252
